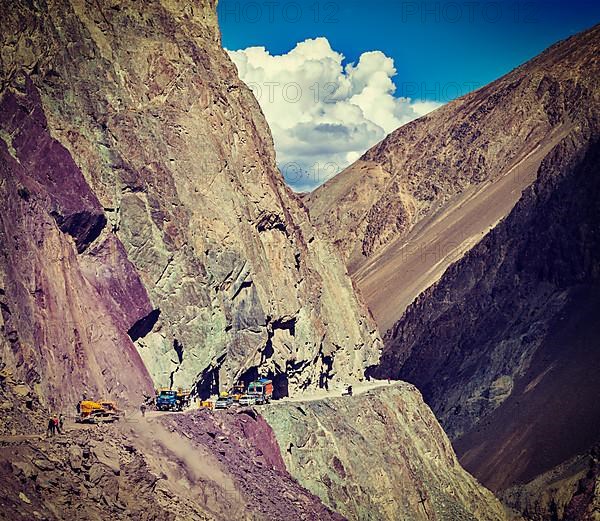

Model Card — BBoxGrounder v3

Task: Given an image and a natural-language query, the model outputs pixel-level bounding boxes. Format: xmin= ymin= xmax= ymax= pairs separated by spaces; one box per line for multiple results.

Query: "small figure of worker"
xmin=53 ymin=414 xmax=60 ymax=434
xmin=76 ymin=401 xmax=81 ymax=415
xmin=140 ymin=403 xmax=147 ymax=417
xmin=46 ymin=416 xmax=55 ymax=437
xmin=58 ymin=414 xmax=64 ymax=433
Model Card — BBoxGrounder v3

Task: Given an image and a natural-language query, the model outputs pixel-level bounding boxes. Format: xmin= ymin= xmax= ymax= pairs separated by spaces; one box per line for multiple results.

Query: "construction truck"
xmin=229 ymin=383 xmax=246 ymax=403
xmin=77 ymin=399 xmax=120 ymax=424
xmin=248 ymin=378 xmax=273 ymax=405
xmin=155 ymin=388 xmax=191 ymax=411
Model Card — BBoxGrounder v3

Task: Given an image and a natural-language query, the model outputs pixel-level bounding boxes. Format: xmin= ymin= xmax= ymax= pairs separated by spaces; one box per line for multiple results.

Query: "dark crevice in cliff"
xmin=318 ymin=354 xmax=334 ymax=390
xmin=256 ymin=211 xmax=288 ymax=235
xmin=271 ymin=316 xmax=296 ymax=337
xmin=313 ymin=335 xmax=335 ymax=390
xmin=168 ymin=365 xmax=179 ymax=391
xmin=260 ymin=316 xmax=297 ymax=363
xmin=127 ymin=308 xmax=160 ymax=342
xmin=17 ymin=186 xmax=30 ymax=201
xmin=238 ymin=366 xmax=259 ymax=390
xmin=195 ymin=354 xmax=226 ymax=399
xmin=272 ymin=372 xmax=289 ymax=399
xmin=50 ymin=210 xmax=107 ymax=254
xmin=173 ymin=339 xmax=184 ymax=364
xmin=263 ymin=335 xmax=275 ymax=360
xmin=231 ymin=279 xmax=252 ymax=301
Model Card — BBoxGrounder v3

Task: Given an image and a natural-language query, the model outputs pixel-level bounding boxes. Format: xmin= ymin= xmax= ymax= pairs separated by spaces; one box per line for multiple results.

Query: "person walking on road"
xmin=140 ymin=403 xmax=147 ymax=417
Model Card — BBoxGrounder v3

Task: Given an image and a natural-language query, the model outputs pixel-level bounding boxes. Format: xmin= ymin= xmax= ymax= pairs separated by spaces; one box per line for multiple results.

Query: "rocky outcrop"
xmin=500 ymin=447 xmax=600 ymax=521
xmin=0 ymin=0 xmax=380 ymax=400
xmin=306 ymin=24 xmax=600 ymax=332
xmin=263 ymin=384 xmax=508 ymax=521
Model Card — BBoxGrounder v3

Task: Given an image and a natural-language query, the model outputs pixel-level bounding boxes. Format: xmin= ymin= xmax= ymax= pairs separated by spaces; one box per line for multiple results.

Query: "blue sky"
xmin=219 ymin=1 xmax=600 ymax=190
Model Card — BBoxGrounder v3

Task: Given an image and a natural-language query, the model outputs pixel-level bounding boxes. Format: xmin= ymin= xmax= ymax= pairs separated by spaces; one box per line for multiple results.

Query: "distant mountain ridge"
xmin=306 ymin=23 xmax=600 ymax=333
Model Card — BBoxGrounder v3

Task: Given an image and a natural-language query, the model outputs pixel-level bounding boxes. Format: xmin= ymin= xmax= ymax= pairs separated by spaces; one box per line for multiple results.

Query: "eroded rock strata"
xmin=376 ymin=94 xmax=600 ymax=518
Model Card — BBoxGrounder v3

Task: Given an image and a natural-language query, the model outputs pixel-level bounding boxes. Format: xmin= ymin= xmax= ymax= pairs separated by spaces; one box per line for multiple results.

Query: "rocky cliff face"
xmin=0 ymin=77 xmax=155 ymax=407
xmin=263 ymin=384 xmax=508 ymax=521
xmin=306 ymin=24 xmax=599 ymax=333
xmin=500 ymin=447 xmax=600 ymax=521
xmin=0 ymin=0 xmax=380 ymax=402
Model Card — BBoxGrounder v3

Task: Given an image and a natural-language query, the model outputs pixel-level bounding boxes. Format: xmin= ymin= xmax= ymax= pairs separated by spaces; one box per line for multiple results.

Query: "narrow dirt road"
xmin=279 ymin=379 xmax=394 ymax=403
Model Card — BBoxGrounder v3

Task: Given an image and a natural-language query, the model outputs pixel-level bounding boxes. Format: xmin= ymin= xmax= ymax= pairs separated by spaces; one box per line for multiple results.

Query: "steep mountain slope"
xmin=264 ymin=383 xmax=508 ymax=521
xmin=0 ymin=0 xmax=380 ymax=403
xmin=0 ymin=2 xmax=549 ymax=519
xmin=306 ymin=24 xmax=599 ymax=333
xmin=500 ymin=447 xmax=600 ymax=521
xmin=376 ymin=120 xmax=600 ymax=503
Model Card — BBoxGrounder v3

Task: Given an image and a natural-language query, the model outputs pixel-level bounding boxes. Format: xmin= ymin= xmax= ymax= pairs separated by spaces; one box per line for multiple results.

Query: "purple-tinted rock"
xmin=0 ymin=77 xmax=106 ymax=253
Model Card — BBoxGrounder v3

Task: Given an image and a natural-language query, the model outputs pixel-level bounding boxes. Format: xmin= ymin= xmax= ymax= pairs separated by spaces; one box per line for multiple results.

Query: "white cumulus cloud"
xmin=227 ymin=37 xmax=442 ymax=191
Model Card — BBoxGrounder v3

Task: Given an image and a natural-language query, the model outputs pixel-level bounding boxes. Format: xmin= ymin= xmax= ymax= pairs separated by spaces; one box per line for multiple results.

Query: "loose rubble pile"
xmin=0 ymin=409 xmax=344 ymax=521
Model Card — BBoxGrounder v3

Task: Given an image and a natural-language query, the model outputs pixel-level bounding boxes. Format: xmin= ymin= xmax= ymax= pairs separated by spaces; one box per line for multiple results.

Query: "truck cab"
xmin=156 ymin=389 xmax=179 ymax=411
xmin=229 ymin=384 xmax=246 ymax=402
xmin=248 ymin=378 xmax=273 ymax=404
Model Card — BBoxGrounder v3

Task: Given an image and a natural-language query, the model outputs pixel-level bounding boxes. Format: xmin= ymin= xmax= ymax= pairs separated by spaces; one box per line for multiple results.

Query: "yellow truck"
xmin=229 ymin=383 xmax=246 ymax=402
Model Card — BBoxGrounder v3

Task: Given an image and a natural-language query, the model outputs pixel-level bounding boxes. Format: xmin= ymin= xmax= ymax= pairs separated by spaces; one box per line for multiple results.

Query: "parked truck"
xmin=248 ymin=378 xmax=273 ymax=404
xmin=155 ymin=388 xmax=191 ymax=411
xmin=229 ymin=383 xmax=246 ymax=403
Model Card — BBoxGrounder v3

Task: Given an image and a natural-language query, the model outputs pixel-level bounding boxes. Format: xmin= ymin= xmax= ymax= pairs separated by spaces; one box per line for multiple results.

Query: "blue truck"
xmin=155 ymin=388 xmax=190 ymax=411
